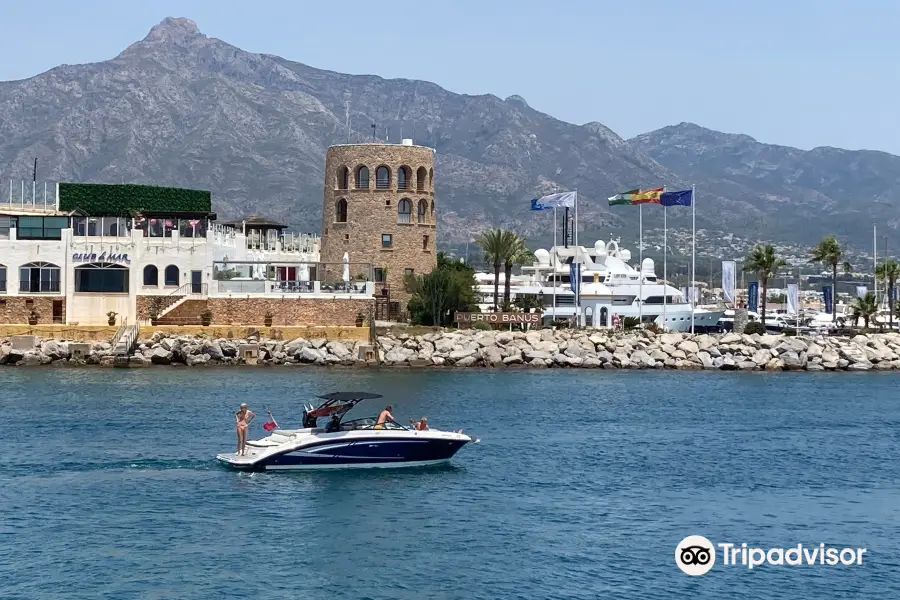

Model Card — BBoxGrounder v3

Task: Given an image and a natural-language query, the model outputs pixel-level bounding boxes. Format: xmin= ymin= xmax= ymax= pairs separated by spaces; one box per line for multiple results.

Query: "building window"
xmin=344 ymin=233 xmax=350 ymax=241
xmin=375 ymin=166 xmax=391 ymax=189
xmin=75 ymin=262 xmax=129 ymax=294
xmin=19 ymin=262 xmax=61 ymax=293
xmin=385 ymin=199 xmax=391 ymax=208
xmin=355 ymin=166 xmax=369 ymax=189
xmin=143 ymin=265 xmax=159 ymax=286
xmin=337 ymin=166 xmax=349 ymax=189
xmin=382 ymin=234 xmax=393 ymax=249
xmin=335 ymin=198 xmax=348 ymax=223
xmin=164 ymin=265 xmax=180 ymax=287
xmin=0 ymin=217 xmax=13 ymax=239
xmin=404 ymin=268 xmax=414 ymax=277
xmin=0 ymin=265 xmax=6 ymax=292
xmin=16 ymin=216 xmax=67 ymax=240
xmin=423 ymin=235 xmax=429 ymax=250
xmin=374 ymin=268 xmax=386 ymax=283
xmin=417 ymin=167 xmax=427 ymax=192
xmin=397 ymin=166 xmax=411 ymax=190
xmin=417 ymin=199 xmax=428 ymax=222
xmin=398 ymin=199 xmax=412 ymax=223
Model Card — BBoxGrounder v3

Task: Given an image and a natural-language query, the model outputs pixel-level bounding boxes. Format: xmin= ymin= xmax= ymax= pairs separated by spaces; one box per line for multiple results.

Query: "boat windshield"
xmin=340 ymin=416 xmax=408 ymax=431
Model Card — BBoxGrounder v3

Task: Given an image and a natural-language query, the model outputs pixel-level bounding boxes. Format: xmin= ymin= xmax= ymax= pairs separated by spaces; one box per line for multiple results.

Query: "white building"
xmin=0 ymin=182 xmax=373 ymax=326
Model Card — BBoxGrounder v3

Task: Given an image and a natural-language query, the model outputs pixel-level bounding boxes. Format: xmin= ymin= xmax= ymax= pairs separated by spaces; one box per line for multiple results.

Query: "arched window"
xmin=108 ymin=221 xmax=118 ymax=236
xmin=397 ymin=166 xmax=411 ymax=190
xmin=355 ymin=166 xmax=369 ymax=189
xmin=164 ymin=265 xmax=180 ymax=287
xmin=398 ymin=199 xmax=412 ymax=224
xmin=416 ymin=167 xmax=427 ymax=191
xmin=417 ymin=199 xmax=428 ymax=223
xmin=600 ymin=307 xmax=608 ymax=327
xmin=335 ymin=198 xmax=348 ymax=223
xmin=19 ymin=261 xmax=61 ymax=293
xmin=75 ymin=262 xmax=129 ymax=293
xmin=375 ymin=166 xmax=391 ymax=190
xmin=337 ymin=166 xmax=349 ymax=189
xmin=429 ymin=168 xmax=433 ymax=188
xmin=0 ymin=263 xmax=6 ymax=292
xmin=143 ymin=265 xmax=159 ymax=287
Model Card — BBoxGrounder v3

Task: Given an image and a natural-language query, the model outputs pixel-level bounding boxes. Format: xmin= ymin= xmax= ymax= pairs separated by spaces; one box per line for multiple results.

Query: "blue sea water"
xmin=1 ymin=367 xmax=898 ymax=599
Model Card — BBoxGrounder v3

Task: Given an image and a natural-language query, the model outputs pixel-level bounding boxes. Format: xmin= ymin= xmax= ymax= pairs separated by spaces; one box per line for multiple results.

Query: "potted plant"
xmin=107 ymin=311 xmax=118 ymax=326
xmin=355 ymin=312 xmax=365 ymax=327
xmin=264 ymin=311 xmax=274 ymax=327
xmin=148 ymin=297 xmax=163 ymax=325
xmin=27 ymin=310 xmax=39 ymax=326
xmin=200 ymin=310 xmax=213 ymax=327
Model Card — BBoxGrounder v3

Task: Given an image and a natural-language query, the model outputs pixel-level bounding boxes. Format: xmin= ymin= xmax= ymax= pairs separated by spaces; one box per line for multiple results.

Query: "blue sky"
xmin=2 ymin=0 xmax=896 ymax=153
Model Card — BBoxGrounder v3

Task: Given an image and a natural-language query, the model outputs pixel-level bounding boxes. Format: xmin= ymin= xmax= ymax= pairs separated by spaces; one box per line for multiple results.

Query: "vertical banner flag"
xmin=823 ymin=285 xmax=833 ymax=315
xmin=787 ymin=283 xmax=799 ymax=315
xmin=747 ymin=281 xmax=759 ymax=313
xmin=691 ymin=286 xmax=700 ymax=305
xmin=856 ymin=285 xmax=868 ymax=298
xmin=722 ymin=260 xmax=736 ymax=304
xmin=682 ymin=287 xmax=689 ymax=302
xmin=569 ymin=262 xmax=581 ymax=300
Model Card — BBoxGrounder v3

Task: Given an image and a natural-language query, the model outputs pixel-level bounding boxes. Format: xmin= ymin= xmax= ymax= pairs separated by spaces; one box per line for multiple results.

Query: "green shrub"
xmin=643 ymin=322 xmax=663 ymax=334
xmin=781 ymin=327 xmax=797 ymax=337
xmin=623 ymin=316 xmax=641 ymax=330
xmin=743 ymin=321 xmax=766 ymax=335
xmin=59 ymin=183 xmax=211 ymax=216
xmin=472 ymin=322 xmax=492 ymax=331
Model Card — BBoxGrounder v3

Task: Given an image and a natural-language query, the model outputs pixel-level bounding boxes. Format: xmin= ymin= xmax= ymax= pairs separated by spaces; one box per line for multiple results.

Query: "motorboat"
xmin=215 ymin=392 xmax=473 ymax=471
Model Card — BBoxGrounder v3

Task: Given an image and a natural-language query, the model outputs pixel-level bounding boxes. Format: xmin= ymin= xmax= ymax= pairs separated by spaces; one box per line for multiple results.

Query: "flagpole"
xmin=691 ymin=184 xmax=696 ymax=334
xmin=574 ymin=189 xmax=580 ymax=326
xmin=552 ymin=206 xmax=557 ymax=323
xmin=638 ymin=204 xmax=643 ymax=325
xmin=663 ymin=203 xmax=667 ymax=331
xmin=874 ymin=224 xmax=877 ymax=303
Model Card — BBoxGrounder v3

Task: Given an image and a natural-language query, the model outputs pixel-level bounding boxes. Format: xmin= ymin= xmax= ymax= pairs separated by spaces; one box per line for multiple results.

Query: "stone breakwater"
xmin=3 ymin=329 xmax=900 ymax=371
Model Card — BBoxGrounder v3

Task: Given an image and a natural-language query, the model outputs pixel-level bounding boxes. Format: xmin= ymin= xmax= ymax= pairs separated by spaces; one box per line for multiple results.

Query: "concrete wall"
xmin=206 ymin=297 xmax=374 ymax=327
xmin=320 ymin=143 xmax=437 ymax=306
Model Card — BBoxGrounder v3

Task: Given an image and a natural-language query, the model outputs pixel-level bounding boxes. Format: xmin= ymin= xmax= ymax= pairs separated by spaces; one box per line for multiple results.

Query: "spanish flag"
xmin=631 ymin=187 xmax=664 ymax=204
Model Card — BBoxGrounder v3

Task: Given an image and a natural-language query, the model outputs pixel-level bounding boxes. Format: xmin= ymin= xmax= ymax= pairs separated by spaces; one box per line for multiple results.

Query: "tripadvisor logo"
xmin=675 ymin=536 xmax=867 ymax=575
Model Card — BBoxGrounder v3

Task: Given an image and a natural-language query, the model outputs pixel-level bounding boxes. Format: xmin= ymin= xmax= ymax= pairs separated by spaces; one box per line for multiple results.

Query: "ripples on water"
xmin=0 ymin=368 xmax=898 ymax=599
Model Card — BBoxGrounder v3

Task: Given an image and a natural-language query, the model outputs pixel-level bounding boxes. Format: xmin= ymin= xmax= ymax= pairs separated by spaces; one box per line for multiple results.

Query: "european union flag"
xmin=660 ymin=189 xmax=693 ymax=207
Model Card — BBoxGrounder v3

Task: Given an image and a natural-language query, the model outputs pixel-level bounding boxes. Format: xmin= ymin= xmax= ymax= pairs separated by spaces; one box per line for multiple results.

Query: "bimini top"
xmin=306 ymin=392 xmax=384 ymax=419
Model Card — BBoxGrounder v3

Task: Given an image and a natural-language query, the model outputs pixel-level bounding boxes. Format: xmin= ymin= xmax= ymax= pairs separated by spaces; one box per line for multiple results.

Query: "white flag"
xmin=691 ymin=286 xmax=700 ymax=304
xmin=856 ymin=285 xmax=868 ymax=298
xmin=534 ymin=191 xmax=576 ymax=209
xmin=721 ymin=260 xmax=736 ymax=304
xmin=787 ymin=283 xmax=799 ymax=315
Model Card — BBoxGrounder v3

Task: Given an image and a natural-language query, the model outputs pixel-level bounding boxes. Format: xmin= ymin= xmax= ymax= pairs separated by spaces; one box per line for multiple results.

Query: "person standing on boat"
xmin=375 ymin=405 xmax=393 ymax=429
xmin=235 ymin=403 xmax=255 ymax=456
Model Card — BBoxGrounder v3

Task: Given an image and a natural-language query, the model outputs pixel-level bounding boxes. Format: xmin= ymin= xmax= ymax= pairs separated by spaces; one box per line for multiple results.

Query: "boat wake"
xmin=1 ymin=458 xmax=215 ymax=476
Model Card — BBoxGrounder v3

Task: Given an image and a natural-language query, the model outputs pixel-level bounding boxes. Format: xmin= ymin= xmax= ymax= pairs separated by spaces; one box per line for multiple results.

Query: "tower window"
xmin=397 ymin=166 xmax=411 ymax=190
xmin=417 ymin=199 xmax=428 ymax=222
xmin=355 ymin=166 xmax=369 ymax=189
xmin=337 ymin=166 xmax=349 ymax=189
xmin=335 ymin=198 xmax=348 ymax=223
xmin=376 ymin=166 xmax=391 ymax=189
xmin=382 ymin=234 xmax=393 ymax=249
xmin=423 ymin=235 xmax=429 ymax=250
xmin=398 ymin=199 xmax=412 ymax=223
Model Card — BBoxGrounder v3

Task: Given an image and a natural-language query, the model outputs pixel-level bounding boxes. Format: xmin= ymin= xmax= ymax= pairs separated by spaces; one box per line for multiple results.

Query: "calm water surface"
xmin=1 ymin=367 xmax=898 ymax=599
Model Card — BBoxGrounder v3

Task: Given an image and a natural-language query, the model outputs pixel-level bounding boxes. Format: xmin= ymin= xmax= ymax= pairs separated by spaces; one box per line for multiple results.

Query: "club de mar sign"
xmin=72 ymin=251 xmax=131 ymax=264
xmin=454 ymin=312 xmax=542 ymax=324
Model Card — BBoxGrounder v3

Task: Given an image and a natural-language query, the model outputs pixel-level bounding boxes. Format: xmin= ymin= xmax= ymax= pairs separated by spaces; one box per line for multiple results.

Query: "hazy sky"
xmin=2 ymin=0 xmax=896 ymax=153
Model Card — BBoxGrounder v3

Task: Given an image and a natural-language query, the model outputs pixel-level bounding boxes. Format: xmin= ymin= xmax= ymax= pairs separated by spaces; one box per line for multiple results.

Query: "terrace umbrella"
xmin=343 ymin=252 xmax=350 ymax=283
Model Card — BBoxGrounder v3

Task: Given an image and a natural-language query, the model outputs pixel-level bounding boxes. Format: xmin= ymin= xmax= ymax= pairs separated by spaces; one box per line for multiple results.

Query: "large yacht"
xmin=474 ymin=238 xmax=725 ymax=332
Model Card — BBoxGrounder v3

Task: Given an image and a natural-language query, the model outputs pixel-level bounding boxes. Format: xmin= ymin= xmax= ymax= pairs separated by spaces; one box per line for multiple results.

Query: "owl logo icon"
xmin=675 ymin=536 xmax=716 ymax=575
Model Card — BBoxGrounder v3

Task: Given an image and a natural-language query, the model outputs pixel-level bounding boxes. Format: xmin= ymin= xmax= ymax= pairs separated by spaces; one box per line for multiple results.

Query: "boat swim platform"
xmin=0 ymin=324 xmax=371 ymax=342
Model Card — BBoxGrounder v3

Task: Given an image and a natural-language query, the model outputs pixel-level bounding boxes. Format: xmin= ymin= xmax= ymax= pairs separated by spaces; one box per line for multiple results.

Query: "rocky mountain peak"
xmin=142 ymin=17 xmax=204 ymax=44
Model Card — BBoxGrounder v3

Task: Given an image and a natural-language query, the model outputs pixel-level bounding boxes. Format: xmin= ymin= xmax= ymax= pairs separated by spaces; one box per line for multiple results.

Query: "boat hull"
xmin=216 ymin=435 xmax=470 ymax=471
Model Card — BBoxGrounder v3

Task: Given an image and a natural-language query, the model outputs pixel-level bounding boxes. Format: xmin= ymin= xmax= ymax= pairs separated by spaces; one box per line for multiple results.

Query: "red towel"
xmin=263 ymin=421 xmax=277 ymax=432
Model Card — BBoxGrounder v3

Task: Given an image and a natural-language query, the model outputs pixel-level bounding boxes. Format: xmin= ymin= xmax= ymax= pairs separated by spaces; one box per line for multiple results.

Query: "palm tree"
xmin=476 ymin=229 xmax=512 ymax=310
xmin=743 ymin=244 xmax=786 ymax=327
xmin=502 ymin=234 xmax=536 ymax=308
xmin=809 ymin=235 xmax=852 ymax=321
xmin=875 ymin=258 xmax=900 ymax=328
xmin=852 ymin=291 xmax=878 ymax=330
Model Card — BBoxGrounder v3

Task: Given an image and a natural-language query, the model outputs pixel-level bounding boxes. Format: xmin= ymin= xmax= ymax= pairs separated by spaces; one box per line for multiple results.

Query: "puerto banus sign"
xmin=454 ymin=312 xmax=542 ymax=324
xmin=72 ymin=251 xmax=131 ymax=264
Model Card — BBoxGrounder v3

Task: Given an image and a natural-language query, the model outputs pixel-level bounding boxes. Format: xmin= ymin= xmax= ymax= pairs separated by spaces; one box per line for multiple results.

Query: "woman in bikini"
xmin=235 ymin=403 xmax=255 ymax=456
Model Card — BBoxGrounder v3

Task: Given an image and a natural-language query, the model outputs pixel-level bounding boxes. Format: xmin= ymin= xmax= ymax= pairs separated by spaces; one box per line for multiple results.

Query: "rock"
xmin=299 ymin=347 xmax=323 ymax=363
xmin=41 ymin=340 xmax=69 ymax=360
xmin=448 ymin=347 xmax=476 ymax=361
xmin=659 ymin=333 xmax=683 ymax=346
xmin=720 ymin=357 xmax=738 ymax=370
xmin=186 ymin=353 xmax=210 ymax=366
xmin=502 ymin=354 xmax=523 ymax=365
xmin=807 ymin=362 xmax=825 ymax=371
xmin=848 ymin=362 xmax=872 ymax=371
xmin=738 ymin=360 xmax=758 ymax=371
xmin=326 ymin=341 xmax=352 ymax=359
xmin=696 ymin=351 xmax=715 ymax=369
xmin=430 ymin=356 xmax=446 ymax=366
xmin=481 ymin=346 xmax=504 ymax=366
xmin=677 ymin=340 xmax=700 ymax=355
xmin=202 ymin=341 xmax=225 ymax=361
xmin=455 ymin=356 xmax=477 ymax=367
xmin=523 ymin=349 xmax=552 ymax=361
xmin=839 ymin=345 xmax=869 ymax=364
xmin=720 ymin=332 xmax=742 ymax=345
xmin=806 ymin=343 xmax=823 ymax=358
xmin=495 ymin=331 xmax=514 ymax=345
xmin=650 ymin=349 xmax=669 ymax=362
xmin=582 ymin=356 xmax=602 ymax=368
xmin=781 ymin=351 xmax=806 ymax=370
xmin=765 ymin=358 xmax=784 ymax=371
xmin=751 ymin=349 xmax=772 ymax=366
xmin=150 ymin=347 xmax=173 ymax=365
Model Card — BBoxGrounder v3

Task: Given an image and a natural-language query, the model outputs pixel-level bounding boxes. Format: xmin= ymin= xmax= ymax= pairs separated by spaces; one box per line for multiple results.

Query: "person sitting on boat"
xmin=415 ymin=416 xmax=429 ymax=431
xmin=235 ymin=403 xmax=255 ymax=456
xmin=325 ymin=414 xmax=341 ymax=433
xmin=375 ymin=405 xmax=393 ymax=429
xmin=408 ymin=418 xmax=418 ymax=430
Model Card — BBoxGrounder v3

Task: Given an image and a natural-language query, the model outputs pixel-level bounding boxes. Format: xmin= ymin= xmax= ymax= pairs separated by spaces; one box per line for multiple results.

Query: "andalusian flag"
xmin=607 ymin=187 xmax=664 ymax=206
xmin=607 ymin=189 xmax=639 ymax=206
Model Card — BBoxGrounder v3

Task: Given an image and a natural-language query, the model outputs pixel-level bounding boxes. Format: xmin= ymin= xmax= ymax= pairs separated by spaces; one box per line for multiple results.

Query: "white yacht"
xmin=474 ymin=238 xmax=725 ymax=332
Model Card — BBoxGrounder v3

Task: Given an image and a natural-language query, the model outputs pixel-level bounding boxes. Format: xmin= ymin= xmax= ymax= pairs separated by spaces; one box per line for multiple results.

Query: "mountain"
xmin=630 ymin=123 xmax=900 ymax=248
xmin=0 ymin=17 xmax=893 ymax=255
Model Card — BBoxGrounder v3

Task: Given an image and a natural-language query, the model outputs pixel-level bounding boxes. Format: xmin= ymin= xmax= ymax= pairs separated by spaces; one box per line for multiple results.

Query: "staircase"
xmin=156 ymin=299 xmax=209 ymax=325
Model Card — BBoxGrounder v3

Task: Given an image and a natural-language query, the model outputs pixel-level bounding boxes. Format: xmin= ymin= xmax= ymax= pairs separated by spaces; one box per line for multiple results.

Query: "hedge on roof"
xmin=58 ymin=183 xmax=212 ymax=216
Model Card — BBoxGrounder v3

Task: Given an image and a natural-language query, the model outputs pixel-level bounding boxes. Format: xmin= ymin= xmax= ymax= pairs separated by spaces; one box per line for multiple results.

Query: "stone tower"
xmin=320 ymin=141 xmax=437 ymax=315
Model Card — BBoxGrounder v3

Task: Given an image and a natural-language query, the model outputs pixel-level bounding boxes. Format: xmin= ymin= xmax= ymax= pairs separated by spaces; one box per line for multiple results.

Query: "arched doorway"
xmin=600 ymin=307 xmax=608 ymax=327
